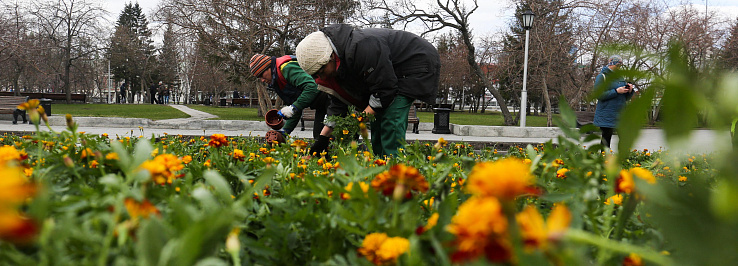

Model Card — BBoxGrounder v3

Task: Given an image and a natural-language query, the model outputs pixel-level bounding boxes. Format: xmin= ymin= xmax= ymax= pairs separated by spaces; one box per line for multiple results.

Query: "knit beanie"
xmin=295 ymin=31 xmax=334 ymax=75
xmin=608 ymin=55 xmax=623 ymax=66
xmin=249 ymin=54 xmax=272 ymax=77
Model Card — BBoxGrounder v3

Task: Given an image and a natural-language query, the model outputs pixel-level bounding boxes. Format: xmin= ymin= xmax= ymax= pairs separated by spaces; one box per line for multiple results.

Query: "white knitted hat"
xmin=296 ymin=31 xmax=333 ymax=75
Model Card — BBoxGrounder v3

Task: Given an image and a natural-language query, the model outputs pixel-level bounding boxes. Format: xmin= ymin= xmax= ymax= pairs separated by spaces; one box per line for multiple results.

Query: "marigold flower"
xmin=623 ymin=253 xmax=644 ymax=266
xmin=124 ymin=198 xmax=160 ymax=219
xmin=446 ymin=197 xmax=510 ymax=263
xmin=208 ymin=134 xmax=228 ymax=148
xmin=89 ymin=160 xmax=99 ymax=168
xmin=357 ymin=233 xmax=410 ymax=265
xmin=615 ymin=168 xmax=656 ymax=194
xmin=605 ymin=194 xmax=624 ymax=205
xmin=556 ymin=168 xmax=569 ymax=179
xmin=417 ymin=213 xmax=440 ymax=234
xmin=0 ymin=164 xmax=38 ymax=244
xmin=139 ymin=154 xmax=184 ymax=185
xmin=0 ymin=146 xmax=22 ymax=164
xmin=374 ymin=159 xmax=386 ymax=166
xmin=342 ymin=182 xmax=370 ymax=199
xmin=232 ymin=149 xmax=246 ymax=161
xmin=434 ymin=138 xmax=448 ymax=149
xmin=678 ymin=176 xmax=687 ymax=182
xmin=181 ymin=155 xmax=192 ymax=164
xmin=516 ymin=204 xmax=571 ymax=251
xmin=371 ymin=164 xmax=429 ymax=200
xmin=466 ymin=158 xmax=534 ymax=200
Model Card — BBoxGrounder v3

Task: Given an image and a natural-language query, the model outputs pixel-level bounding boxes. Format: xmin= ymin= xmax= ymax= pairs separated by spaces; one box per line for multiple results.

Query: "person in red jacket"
xmin=249 ymin=54 xmax=328 ymax=139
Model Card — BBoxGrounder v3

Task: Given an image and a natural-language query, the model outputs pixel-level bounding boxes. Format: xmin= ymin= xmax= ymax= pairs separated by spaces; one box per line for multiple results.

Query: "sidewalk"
xmin=0 ymin=105 xmax=729 ymax=154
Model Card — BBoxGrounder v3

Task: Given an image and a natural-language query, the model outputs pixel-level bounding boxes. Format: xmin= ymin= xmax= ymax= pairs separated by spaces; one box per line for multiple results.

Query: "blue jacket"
xmin=593 ymin=66 xmax=632 ymax=128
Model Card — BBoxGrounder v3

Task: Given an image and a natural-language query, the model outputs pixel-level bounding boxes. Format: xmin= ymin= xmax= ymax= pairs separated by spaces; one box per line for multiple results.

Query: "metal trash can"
xmin=220 ymin=98 xmax=227 ymax=106
xmin=432 ymin=108 xmax=451 ymax=134
xmin=39 ymin=98 xmax=52 ymax=117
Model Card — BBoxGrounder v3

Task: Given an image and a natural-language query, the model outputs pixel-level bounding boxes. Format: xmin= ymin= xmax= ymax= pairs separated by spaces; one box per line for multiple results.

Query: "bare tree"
xmin=362 ymin=0 xmax=516 ymax=125
xmin=31 ymin=0 xmax=107 ymax=103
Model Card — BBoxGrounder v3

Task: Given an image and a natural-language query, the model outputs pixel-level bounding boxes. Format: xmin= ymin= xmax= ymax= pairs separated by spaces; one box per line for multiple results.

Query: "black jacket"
xmin=321 ymin=24 xmax=440 ymax=115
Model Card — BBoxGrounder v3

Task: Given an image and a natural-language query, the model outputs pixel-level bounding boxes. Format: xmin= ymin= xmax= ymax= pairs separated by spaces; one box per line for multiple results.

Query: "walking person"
xmin=249 ymin=53 xmax=329 ymax=139
xmin=593 ymin=55 xmax=635 ymax=149
xmin=295 ymin=24 xmax=440 ymax=157
xmin=149 ymin=82 xmax=159 ymax=104
xmin=119 ymin=82 xmax=127 ymax=104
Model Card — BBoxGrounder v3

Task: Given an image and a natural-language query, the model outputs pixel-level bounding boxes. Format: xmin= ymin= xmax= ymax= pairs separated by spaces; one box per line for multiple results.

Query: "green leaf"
xmin=136 ymin=218 xmax=170 ymax=266
xmin=617 ymin=88 xmax=655 ymax=160
xmin=204 ymin=170 xmax=234 ymax=204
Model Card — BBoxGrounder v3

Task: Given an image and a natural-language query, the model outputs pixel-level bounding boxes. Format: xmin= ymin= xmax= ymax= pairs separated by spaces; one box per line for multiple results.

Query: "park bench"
xmin=300 ymin=106 xmax=420 ymax=134
xmin=575 ymin=111 xmax=596 ymax=127
xmin=0 ymin=92 xmax=86 ymax=103
xmin=0 ymin=96 xmax=28 ymax=122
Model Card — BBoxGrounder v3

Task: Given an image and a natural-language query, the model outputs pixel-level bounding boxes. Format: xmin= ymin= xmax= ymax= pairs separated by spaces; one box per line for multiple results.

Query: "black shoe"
xmin=22 ymin=121 xmax=28 ymax=124
xmin=12 ymin=121 xmax=17 ymax=124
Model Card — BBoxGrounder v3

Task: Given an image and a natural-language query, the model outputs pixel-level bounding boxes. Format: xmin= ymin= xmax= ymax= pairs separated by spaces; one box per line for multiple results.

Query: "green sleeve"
xmin=283 ymin=109 xmax=303 ymax=133
xmin=282 ymin=62 xmax=320 ymax=110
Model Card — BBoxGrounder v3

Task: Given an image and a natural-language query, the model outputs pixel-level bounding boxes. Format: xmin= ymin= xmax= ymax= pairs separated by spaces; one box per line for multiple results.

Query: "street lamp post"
xmin=520 ymin=10 xmax=535 ymax=127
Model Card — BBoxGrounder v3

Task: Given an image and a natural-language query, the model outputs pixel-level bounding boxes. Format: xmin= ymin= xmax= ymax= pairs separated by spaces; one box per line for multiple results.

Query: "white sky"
xmin=99 ymin=0 xmax=738 ymax=45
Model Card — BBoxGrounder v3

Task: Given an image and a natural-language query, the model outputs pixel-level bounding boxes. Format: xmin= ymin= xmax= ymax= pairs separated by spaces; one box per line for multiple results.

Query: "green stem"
xmin=98 ymin=201 xmax=122 ymax=266
xmin=613 ymin=194 xmax=638 ymax=240
xmin=566 ymin=229 xmax=672 ymax=265
xmin=430 ymin=233 xmax=450 ymax=265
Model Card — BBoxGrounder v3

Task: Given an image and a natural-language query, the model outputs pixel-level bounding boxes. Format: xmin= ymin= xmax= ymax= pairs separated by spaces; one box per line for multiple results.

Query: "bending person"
xmin=296 ymin=24 xmax=440 ymax=157
xmin=249 ymin=54 xmax=329 ymax=139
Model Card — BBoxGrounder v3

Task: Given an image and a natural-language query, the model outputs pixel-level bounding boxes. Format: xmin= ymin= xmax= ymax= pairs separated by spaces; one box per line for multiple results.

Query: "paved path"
xmin=0 ymin=104 xmax=730 ymax=154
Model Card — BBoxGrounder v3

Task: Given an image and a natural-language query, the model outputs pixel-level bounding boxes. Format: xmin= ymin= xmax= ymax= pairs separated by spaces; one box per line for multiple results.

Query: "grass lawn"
xmin=52 ymin=104 xmax=190 ymax=121
xmin=186 ymin=105 xmax=264 ymax=121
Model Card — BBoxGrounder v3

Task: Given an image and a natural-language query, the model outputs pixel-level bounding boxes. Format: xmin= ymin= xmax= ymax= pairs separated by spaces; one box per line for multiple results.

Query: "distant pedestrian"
xmin=119 ymin=82 xmax=127 ymax=104
xmin=593 ymin=55 xmax=635 ymax=149
xmin=157 ymin=81 xmax=164 ymax=104
xmin=163 ymin=85 xmax=171 ymax=104
xmin=149 ymin=83 xmax=159 ymax=104
xmin=233 ymin=89 xmax=240 ymax=99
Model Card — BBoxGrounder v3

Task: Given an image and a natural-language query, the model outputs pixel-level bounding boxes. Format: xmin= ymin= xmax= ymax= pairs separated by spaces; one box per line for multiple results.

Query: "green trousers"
xmin=370 ymin=95 xmax=413 ymax=157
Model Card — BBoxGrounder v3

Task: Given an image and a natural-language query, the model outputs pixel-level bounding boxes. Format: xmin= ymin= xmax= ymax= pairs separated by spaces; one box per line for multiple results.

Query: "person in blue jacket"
xmin=593 ymin=55 xmax=634 ymax=148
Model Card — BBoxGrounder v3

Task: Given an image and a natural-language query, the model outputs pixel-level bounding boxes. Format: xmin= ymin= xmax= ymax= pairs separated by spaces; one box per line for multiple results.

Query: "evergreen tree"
xmin=109 ymin=3 xmax=155 ymax=96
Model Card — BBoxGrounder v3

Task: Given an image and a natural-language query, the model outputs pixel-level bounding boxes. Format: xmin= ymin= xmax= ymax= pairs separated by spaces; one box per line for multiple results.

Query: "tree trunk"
xmin=543 ymin=79 xmax=553 ymax=127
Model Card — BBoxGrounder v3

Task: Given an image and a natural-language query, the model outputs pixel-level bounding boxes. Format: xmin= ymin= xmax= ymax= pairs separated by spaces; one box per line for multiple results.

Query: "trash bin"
xmin=432 ymin=108 xmax=451 ymax=134
xmin=39 ymin=98 xmax=52 ymax=117
xmin=220 ymin=98 xmax=227 ymax=106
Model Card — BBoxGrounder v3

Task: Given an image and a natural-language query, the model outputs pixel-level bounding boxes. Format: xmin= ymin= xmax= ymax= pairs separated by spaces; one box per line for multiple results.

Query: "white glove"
xmin=280 ymin=105 xmax=296 ymax=118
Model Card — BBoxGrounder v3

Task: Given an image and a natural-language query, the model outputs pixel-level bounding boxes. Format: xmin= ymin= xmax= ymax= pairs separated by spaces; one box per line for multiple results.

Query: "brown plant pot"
xmin=265 ymin=109 xmax=284 ymax=130
xmin=265 ymin=130 xmax=285 ymax=145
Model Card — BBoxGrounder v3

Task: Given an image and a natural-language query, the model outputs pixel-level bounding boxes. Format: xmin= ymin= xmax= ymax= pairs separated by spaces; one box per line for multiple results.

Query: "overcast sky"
xmin=100 ymin=0 xmax=738 ymax=45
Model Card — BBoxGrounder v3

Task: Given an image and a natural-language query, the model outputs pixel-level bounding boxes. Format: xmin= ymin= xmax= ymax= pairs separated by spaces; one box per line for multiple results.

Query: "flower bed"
xmin=0 ymin=103 xmax=734 ymax=265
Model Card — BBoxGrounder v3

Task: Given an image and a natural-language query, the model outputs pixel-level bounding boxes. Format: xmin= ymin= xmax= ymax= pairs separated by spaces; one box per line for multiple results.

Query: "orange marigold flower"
xmin=208 ymin=134 xmax=228 ymax=148
xmin=374 ymin=159 xmax=386 ymax=166
xmin=446 ymin=197 xmax=511 ymax=263
xmin=678 ymin=176 xmax=687 ymax=182
xmin=516 ymin=204 xmax=571 ymax=252
xmin=79 ymin=148 xmax=93 ymax=159
xmin=465 ymin=158 xmax=534 ymax=200
xmin=139 ymin=154 xmax=184 ymax=185
xmin=0 ymin=146 xmax=22 ymax=164
xmin=105 ymin=152 xmax=119 ymax=161
xmin=371 ymin=164 xmax=429 ymax=200
xmin=181 ymin=155 xmax=192 ymax=164
xmin=89 ymin=160 xmax=99 ymax=168
xmin=623 ymin=253 xmax=644 ymax=266
xmin=124 ymin=198 xmax=160 ymax=219
xmin=556 ymin=168 xmax=569 ymax=179
xmin=357 ymin=233 xmax=410 ymax=265
xmin=342 ymin=182 xmax=370 ymax=199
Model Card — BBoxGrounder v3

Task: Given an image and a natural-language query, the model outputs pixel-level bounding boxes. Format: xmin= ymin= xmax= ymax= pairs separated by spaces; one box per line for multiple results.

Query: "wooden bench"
xmin=0 ymin=92 xmax=86 ymax=103
xmin=0 ymin=96 xmax=28 ymax=114
xmin=300 ymin=109 xmax=317 ymax=131
xmin=300 ymin=106 xmax=420 ymax=134
xmin=575 ymin=111 xmax=596 ymax=127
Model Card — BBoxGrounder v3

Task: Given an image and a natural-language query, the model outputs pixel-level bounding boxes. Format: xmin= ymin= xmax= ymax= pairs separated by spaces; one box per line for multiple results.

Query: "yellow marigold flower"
xmin=79 ymin=148 xmax=94 ymax=159
xmin=616 ymin=168 xmax=656 ymax=194
xmin=446 ymin=197 xmax=510 ymax=263
xmin=232 ymin=149 xmax=246 ymax=161
xmin=0 ymin=146 xmax=22 ymax=164
xmin=434 ymin=138 xmax=448 ymax=149
xmin=678 ymin=176 xmax=687 ymax=182
xmin=423 ymin=213 xmax=439 ymax=232
xmin=0 ymin=164 xmax=38 ymax=244
xmin=23 ymin=167 xmax=33 ymax=177
xmin=124 ymin=198 xmax=160 ymax=220
xmin=466 ymin=158 xmax=534 ymax=200
xmin=371 ymin=164 xmax=429 ymax=200
xmin=556 ymin=168 xmax=569 ymax=179
xmin=89 ymin=160 xmax=99 ymax=168
xmin=516 ymin=204 xmax=571 ymax=252
xmin=208 ymin=134 xmax=228 ymax=148
xmin=376 ymin=237 xmax=410 ymax=263
xmin=423 ymin=197 xmax=434 ymax=209
xmin=604 ymin=194 xmax=623 ymax=205
xmin=203 ymin=159 xmax=211 ymax=167
xmin=263 ymin=157 xmax=275 ymax=164
xmin=139 ymin=154 xmax=184 ymax=185
xmin=181 ymin=155 xmax=192 ymax=164
xmin=105 ymin=153 xmax=119 ymax=161
xmin=342 ymin=129 xmax=349 ymax=135
xmin=358 ymin=233 xmax=388 ymax=265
